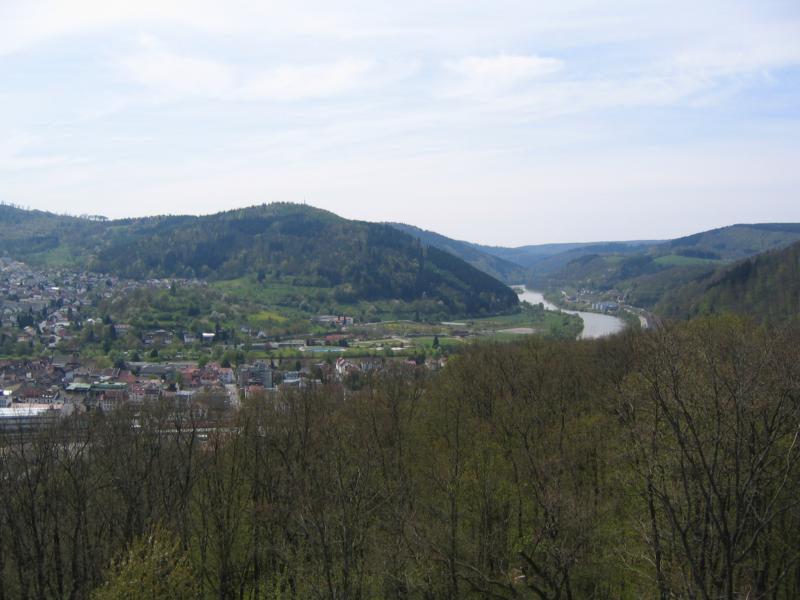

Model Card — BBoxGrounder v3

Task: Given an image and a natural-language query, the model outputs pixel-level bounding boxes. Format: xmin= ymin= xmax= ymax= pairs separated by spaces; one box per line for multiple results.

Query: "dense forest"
xmin=389 ymin=223 xmax=527 ymax=283
xmin=657 ymin=240 xmax=800 ymax=321
xmin=0 ymin=203 xmax=518 ymax=317
xmin=664 ymin=223 xmax=800 ymax=260
xmin=2 ymin=316 xmax=799 ymax=599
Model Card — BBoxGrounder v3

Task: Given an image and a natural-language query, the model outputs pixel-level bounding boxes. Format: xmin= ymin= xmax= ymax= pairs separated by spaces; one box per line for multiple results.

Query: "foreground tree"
xmin=92 ymin=527 xmax=200 ymax=600
xmin=621 ymin=317 xmax=800 ymax=599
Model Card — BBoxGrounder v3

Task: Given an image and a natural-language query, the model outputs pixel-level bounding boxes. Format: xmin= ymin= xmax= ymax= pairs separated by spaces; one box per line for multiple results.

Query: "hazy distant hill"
xmin=476 ymin=242 xmax=597 ymax=268
xmin=390 ymin=222 xmax=661 ymax=283
xmin=478 ymin=240 xmax=661 ymax=271
xmin=527 ymin=223 xmax=800 ymax=289
xmin=538 ymin=223 xmax=800 ymax=312
xmin=0 ymin=203 xmax=518 ymax=316
xmin=523 ymin=242 xmax=661 ymax=279
xmin=389 ymin=223 xmax=526 ymax=283
xmin=656 ymin=240 xmax=800 ymax=322
xmin=665 ymin=223 xmax=800 ymax=261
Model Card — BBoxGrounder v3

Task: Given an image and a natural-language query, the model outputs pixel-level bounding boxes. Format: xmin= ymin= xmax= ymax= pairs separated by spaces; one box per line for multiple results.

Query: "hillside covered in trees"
xmin=389 ymin=222 xmax=527 ymax=283
xmin=390 ymin=219 xmax=800 ymax=322
xmin=390 ymin=220 xmax=659 ymax=281
xmin=0 ymin=203 xmax=518 ymax=317
xmin=657 ymin=239 xmax=800 ymax=321
xmin=530 ymin=223 xmax=800 ymax=311
xmin=1 ymin=317 xmax=799 ymax=599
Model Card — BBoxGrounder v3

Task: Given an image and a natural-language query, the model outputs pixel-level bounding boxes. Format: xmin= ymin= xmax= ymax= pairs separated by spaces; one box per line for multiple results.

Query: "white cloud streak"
xmin=115 ymin=37 xmax=383 ymax=101
xmin=0 ymin=132 xmax=80 ymax=172
xmin=117 ymin=37 xmax=235 ymax=99
xmin=443 ymin=55 xmax=563 ymax=98
xmin=238 ymin=60 xmax=377 ymax=101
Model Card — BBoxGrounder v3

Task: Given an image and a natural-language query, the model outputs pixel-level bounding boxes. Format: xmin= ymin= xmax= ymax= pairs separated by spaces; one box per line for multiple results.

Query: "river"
xmin=516 ymin=287 xmax=626 ymax=340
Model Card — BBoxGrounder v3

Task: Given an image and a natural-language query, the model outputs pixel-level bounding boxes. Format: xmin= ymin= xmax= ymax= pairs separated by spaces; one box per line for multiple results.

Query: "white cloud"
xmin=0 ymin=132 xmax=79 ymax=172
xmin=443 ymin=55 xmax=563 ymax=97
xmin=117 ymin=37 xmax=235 ymax=99
xmin=0 ymin=0 xmax=422 ymax=57
xmin=0 ymin=0 xmax=235 ymax=56
xmin=448 ymin=55 xmax=563 ymax=81
xmin=239 ymin=59 xmax=377 ymax=101
xmin=673 ymin=23 xmax=800 ymax=77
xmin=114 ymin=37 xmax=381 ymax=102
xmin=489 ymin=72 xmax=711 ymax=120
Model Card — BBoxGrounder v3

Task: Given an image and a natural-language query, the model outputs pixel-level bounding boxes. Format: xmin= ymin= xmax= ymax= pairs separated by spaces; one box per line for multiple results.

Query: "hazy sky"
xmin=1 ymin=1 xmax=799 ymax=245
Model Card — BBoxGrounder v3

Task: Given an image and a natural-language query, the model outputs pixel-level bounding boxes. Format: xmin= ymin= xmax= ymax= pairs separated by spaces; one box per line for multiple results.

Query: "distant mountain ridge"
xmin=665 ymin=223 xmax=800 ymax=260
xmin=0 ymin=203 xmax=519 ymax=317
xmin=389 ymin=221 xmax=662 ymax=282
xmin=477 ymin=240 xmax=662 ymax=271
xmin=535 ymin=222 xmax=800 ymax=312
xmin=391 ymin=219 xmax=800 ymax=319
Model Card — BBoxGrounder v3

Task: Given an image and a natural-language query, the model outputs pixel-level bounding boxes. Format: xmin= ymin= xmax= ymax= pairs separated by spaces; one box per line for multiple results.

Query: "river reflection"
xmin=516 ymin=287 xmax=625 ymax=340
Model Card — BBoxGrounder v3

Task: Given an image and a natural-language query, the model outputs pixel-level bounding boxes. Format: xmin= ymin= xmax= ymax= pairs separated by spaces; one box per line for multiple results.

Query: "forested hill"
xmin=531 ymin=222 xmax=800 ymax=310
xmin=665 ymin=222 xmax=800 ymax=260
xmin=0 ymin=203 xmax=518 ymax=316
xmin=389 ymin=222 xmax=526 ymax=283
xmin=480 ymin=240 xmax=662 ymax=270
xmin=657 ymin=240 xmax=800 ymax=322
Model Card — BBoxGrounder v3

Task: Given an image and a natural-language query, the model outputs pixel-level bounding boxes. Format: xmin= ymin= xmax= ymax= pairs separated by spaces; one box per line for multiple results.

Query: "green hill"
xmin=664 ymin=223 xmax=800 ymax=261
xmin=389 ymin=222 xmax=661 ymax=283
xmin=479 ymin=240 xmax=661 ymax=270
xmin=476 ymin=242 xmax=596 ymax=268
xmin=0 ymin=203 xmax=518 ymax=317
xmin=536 ymin=223 xmax=800 ymax=310
xmin=657 ymin=240 xmax=800 ymax=322
xmin=525 ymin=242 xmax=660 ymax=280
xmin=389 ymin=223 xmax=526 ymax=283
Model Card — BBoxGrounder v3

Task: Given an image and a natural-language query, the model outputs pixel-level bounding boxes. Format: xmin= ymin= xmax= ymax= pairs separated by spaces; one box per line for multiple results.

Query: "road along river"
xmin=516 ymin=287 xmax=626 ymax=340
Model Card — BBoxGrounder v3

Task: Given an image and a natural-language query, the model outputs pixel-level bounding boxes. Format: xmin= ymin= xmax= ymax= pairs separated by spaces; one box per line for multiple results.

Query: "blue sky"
xmin=1 ymin=0 xmax=799 ymax=245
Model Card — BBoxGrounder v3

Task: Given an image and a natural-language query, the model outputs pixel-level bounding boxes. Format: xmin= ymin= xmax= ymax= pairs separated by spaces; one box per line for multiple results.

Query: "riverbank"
xmin=515 ymin=287 xmax=626 ymax=339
